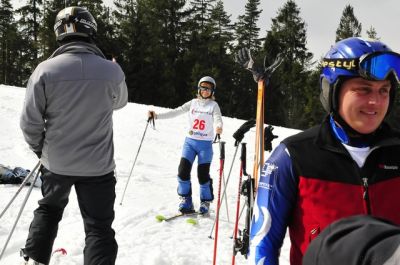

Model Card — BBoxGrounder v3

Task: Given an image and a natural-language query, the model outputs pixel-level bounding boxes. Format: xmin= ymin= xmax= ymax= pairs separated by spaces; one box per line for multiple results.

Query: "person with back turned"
xmin=20 ymin=6 xmax=128 ymax=265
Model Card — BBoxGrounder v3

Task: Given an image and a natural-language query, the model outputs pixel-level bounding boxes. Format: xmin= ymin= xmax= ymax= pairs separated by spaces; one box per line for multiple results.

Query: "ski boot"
xmin=199 ymin=180 xmax=213 ymax=215
xmin=20 ymin=249 xmax=45 ymax=265
xmin=199 ymin=201 xmax=211 ymax=215
xmin=178 ymin=196 xmax=194 ymax=213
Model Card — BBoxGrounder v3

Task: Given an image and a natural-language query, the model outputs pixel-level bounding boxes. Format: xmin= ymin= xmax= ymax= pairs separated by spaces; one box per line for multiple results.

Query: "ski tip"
xmin=52 ymin=247 xmax=67 ymax=256
xmin=186 ymin=218 xmax=198 ymax=225
xmin=155 ymin=215 xmax=166 ymax=222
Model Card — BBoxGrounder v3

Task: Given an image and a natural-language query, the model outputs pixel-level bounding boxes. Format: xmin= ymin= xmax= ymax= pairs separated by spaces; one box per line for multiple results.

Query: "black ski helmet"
xmin=320 ymin=37 xmax=397 ymax=114
xmin=54 ymin=6 xmax=97 ymax=42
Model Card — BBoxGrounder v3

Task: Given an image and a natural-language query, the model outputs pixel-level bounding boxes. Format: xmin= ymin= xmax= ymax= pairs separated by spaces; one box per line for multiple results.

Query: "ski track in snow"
xmin=0 ymin=84 xmax=298 ymax=264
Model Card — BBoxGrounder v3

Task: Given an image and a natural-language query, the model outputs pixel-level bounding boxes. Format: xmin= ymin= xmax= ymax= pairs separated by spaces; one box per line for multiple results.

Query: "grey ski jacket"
xmin=20 ymin=41 xmax=128 ymax=176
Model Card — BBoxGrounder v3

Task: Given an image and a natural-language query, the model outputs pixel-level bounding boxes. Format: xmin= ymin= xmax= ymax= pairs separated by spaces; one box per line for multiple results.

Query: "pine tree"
xmin=75 ymin=0 xmax=118 ymax=59
xmin=40 ymin=0 xmax=65 ymax=59
xmin=113 ymin=0 xmax=191 ymax=106
xmin=231 ymin=0 xmax=263 ymax=119
xmin=208 ymin=0 xmax=234 ymax=57
xmin=188 ymin=0 xmax=216 ymax=31
xmin=16 ymin=0 xmax=43 ymax=67
xmin=206 ymin=0 xmax=236 ymax=116
xmin=112 ymin=0 xmax=138 ymax=102
xmin=335 ymin=4 xmax=361 ymax=42
xmin=366 ymin=26 xmax=379 ymax=41
xmin=302 ymin=66 xmax=325 ymax=127
xmin=262 ymin=0 xmax=314 ymax=128
xmin=0 ymin=0 xmax=24 ymax=85
xmin=234 ymin=0 xmax=262 ymax=52
xmin=145 ymin=0 xmax=193 ymax=106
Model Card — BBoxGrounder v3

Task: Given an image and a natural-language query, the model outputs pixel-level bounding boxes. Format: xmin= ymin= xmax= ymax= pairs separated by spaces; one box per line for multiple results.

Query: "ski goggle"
xmin=322 ymin=51 xmax=400 ymax=83
xmin=199 ymin=86 xmax=213 ymax=92
xmin=358 ymin=51 xmax=400 ymax=82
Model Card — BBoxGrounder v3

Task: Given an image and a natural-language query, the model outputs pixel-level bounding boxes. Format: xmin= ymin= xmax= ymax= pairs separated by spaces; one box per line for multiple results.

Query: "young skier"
xmin=148 ymin=76 xmax=223 ymax=215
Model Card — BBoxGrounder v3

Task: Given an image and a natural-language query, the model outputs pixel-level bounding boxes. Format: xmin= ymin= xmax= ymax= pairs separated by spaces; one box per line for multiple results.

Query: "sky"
xmin=220 ymin=0 xmax=400 ymax=60
xmin=9 ymin=0 xmax=400 ymax=61
xmin=0 ymin=84 xmax=301 ymax=264
xmin=152 ymin=0 xmax=400 ymax=60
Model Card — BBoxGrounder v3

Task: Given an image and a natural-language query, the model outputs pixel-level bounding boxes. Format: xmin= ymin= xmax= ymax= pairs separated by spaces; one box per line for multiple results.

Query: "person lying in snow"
xmin=0 ymin=164 xmax=41 ymax=187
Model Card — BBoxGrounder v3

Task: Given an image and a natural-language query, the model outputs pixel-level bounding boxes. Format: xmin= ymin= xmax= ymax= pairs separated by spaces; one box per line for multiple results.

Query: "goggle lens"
xmin=360 ymin=52 xmax=400 ymax=82
xmin=199 ymin=86 xmax=213 ymax=92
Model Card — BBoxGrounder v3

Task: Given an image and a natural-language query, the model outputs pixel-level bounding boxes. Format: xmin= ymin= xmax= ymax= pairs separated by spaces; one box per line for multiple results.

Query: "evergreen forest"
xmin=1 ymin=0 xmax=399 ymax=129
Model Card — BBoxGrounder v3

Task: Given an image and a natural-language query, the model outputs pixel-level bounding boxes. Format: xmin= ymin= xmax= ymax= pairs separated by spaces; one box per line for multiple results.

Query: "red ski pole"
xmin=212 ymin=141 xmax=225 ymax=265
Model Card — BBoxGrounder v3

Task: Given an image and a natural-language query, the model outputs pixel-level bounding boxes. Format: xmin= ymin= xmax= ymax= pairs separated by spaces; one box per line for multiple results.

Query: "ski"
xmin=155 ymin=211 xmax=203 ymax=223
xmin=252 ymin=79 xmax=265 ymax=190
xmin=234 ymin=48 xmax=282 ymax=262
xmin=236 ymin=48 xmax=281 ymax=191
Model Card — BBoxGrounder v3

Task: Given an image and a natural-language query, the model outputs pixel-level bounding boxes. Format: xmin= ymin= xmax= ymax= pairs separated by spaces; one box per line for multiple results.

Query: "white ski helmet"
xmin=197 ymin=76 xmax=216 ymax=96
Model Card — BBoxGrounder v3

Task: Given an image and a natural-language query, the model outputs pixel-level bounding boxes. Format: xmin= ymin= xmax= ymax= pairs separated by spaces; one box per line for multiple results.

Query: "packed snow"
xmin=0 ymin=84 xmax=300 ymax=264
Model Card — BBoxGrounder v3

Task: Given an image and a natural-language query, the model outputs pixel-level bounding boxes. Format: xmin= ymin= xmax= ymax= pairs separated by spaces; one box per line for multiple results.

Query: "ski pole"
xmin=212 ymin=141 xmax=225 ymax=265
xmin=0 ymin=161 xmax=41 ymax=220
xmin=208 ymin=142 xmax=240 ymax=237
xmin=0 ymin=165 xmax=41 ymax=261
xmin=120 ymin=117 xmax=153 ymax=205
xmin=216 ymin=133 xmax=229 ymax=221
xmin=213 ymin=134 xmax=230 ymax=221
xmin=222 ymin=170 xmax=230 ymax=223
xmin=231 ymin=203 xmax=246 ymax=239
xmin=232 ymin=143 xmax=247 ymax=264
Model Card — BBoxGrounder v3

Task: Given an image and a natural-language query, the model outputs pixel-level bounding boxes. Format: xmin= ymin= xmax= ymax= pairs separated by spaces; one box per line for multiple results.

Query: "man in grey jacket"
xmin=19 ymin=6 xmax=128 ymax=265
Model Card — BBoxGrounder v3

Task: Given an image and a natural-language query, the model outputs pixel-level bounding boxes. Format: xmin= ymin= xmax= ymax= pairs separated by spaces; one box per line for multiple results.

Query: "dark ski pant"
xmin=24 ymin=169 xmax=118 ymax=265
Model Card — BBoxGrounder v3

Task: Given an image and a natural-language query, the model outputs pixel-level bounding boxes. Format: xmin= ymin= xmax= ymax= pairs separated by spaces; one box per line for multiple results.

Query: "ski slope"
xmin=0 ymin=84 xmax=300 ymax=264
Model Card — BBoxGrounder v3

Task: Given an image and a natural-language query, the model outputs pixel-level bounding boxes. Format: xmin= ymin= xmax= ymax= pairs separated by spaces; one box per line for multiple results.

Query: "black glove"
xmin=264 ymin=125 xmax=278 ymax=151
xmin=34 ymin=151 xmax=42 ymax=159
xmin=233 ymin=119 xmax=256 ymax=146
xmin=235 ymin=48 xmax=264 ymax=82
xmin=236 ymin=48 xmax=283 ymax=83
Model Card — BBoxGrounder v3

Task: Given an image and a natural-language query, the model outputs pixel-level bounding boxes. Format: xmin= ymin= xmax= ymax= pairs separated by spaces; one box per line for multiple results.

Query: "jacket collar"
xmin=48 ymin=41 xmax=105 ymax=59
xmin=315 ymin=115 xmax=400 ymax=153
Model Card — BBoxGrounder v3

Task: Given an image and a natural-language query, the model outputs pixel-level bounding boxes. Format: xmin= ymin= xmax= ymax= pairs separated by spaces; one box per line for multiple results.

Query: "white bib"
xmin=187 ymin=99 xmax=216 ymax=141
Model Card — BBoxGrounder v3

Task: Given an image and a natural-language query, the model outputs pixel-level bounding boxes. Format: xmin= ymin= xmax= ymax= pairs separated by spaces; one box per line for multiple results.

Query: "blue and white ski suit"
xmin=156 ymin=97 xmax=223 ymax=201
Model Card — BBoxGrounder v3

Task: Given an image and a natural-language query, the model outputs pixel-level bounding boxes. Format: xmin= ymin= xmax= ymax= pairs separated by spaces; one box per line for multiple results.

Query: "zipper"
xmin=362 ymin=177 xmax=371 ymax=214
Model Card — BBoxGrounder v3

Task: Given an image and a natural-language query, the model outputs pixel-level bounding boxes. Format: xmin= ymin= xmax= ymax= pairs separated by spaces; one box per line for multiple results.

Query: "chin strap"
xmin=330 ymin=115 xmax=349 ymax=145
xmin=329 ymin=115 xmax=370 ymax=147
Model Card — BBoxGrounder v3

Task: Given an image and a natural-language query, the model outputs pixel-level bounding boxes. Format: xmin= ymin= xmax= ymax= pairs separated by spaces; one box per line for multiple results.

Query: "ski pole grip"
xmin=241 ymin=143 xmax=247 ymax=173
xmin=147 ymin=115 xmax=155 ymax=128
xmin=213 ymin=133 xmax=221 ymax=143
xmin=219 ymin=141 xmax=226 ymax=160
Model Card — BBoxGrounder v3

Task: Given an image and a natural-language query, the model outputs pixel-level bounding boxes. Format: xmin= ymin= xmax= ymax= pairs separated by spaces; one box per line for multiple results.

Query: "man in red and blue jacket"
xmin=249 ymin=37 xmax=400 ymax=265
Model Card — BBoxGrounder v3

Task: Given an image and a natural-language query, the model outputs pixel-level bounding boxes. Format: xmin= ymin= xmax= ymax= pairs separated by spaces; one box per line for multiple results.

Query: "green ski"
xmin=155 ymin=211 xmax=203 ymax=223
